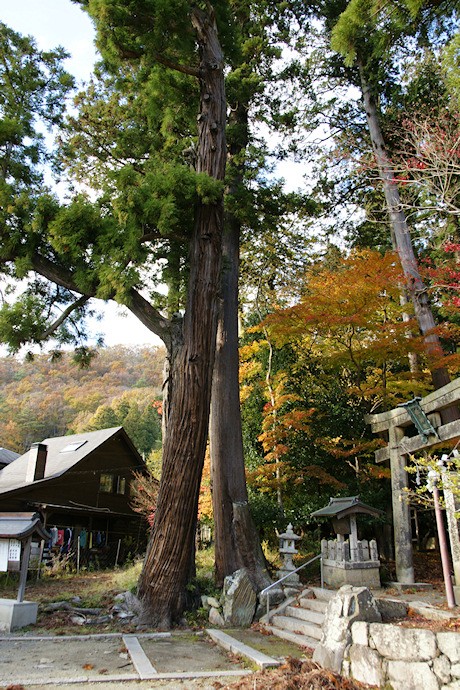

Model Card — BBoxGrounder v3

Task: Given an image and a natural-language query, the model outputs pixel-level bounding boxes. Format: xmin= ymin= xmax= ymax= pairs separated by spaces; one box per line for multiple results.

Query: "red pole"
xmin=432 ymin=482 xmax=456 ymax=609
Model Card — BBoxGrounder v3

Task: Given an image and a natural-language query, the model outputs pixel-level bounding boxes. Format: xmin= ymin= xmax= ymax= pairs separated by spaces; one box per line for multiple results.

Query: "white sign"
xmin=8 ymin=539 xmax=21 ymax=563
xmin=0 ymin=540 xmax=8 ymax=572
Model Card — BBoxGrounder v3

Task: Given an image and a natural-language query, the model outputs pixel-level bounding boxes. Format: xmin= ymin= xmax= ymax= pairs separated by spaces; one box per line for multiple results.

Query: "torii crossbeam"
xmin=365 ymin=379 xmax=460 ymax=586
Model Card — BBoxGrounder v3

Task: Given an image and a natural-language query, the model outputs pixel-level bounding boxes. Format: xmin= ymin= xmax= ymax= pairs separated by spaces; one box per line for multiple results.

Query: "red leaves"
xmin=152 ymin=399 xmax=163 ymax=415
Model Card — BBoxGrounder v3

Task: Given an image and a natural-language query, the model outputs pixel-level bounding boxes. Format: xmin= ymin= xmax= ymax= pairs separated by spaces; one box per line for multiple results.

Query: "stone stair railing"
xmin=259 ymin=552 xmax=323 ymax=623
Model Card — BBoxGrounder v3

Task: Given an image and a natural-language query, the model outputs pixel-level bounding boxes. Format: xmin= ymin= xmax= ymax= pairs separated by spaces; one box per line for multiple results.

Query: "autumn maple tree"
xmin=240 ymin=249 xmax=452 ymax=525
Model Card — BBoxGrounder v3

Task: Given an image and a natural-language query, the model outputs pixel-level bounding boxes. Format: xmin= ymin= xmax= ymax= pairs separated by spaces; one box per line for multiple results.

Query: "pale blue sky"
xmin=2 ymin=0 xmax=97 ymax=84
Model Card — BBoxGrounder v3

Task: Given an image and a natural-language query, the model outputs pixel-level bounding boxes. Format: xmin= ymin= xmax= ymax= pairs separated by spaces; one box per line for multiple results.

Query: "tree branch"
xmin=127 ymin=288 xmax=176 ymax=349
xmin=41 ymin=294 xmax=90 ymax=340
xmin=30 ymin=252 xmax=175 ymax=348
xmin=31 ymin=254 xmax=97 ymax=295
xmin=154 ymin=53 xmax=200 ymax=77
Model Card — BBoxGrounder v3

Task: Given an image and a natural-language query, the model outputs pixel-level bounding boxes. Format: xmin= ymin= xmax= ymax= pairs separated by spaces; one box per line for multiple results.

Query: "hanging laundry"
xmin=79 ymin=530 xmax=87 ymax=548
xmin=50 ymin=526 xmax=58 ymax=547
xmin=56 ymin=530 xmax=64 ymax=547
xmin=64 ymin=528 xmax=72 ymax=552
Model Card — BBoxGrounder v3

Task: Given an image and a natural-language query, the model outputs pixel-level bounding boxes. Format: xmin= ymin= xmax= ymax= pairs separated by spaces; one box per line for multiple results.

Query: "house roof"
xmin=0 ymin=427 xmax=143 ymax=497
xmin=0 ymin=447 xmax=20 ymax=466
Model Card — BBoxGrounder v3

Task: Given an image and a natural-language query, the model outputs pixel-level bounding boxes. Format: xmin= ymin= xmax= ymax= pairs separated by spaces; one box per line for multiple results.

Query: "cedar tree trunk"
xmin=137 ymin=7 xmax=226 ymax=627
xmin=209 ymin=99 xmax=271 ymax=591
xmin=209 ymin=212 xmax=272 ymax=591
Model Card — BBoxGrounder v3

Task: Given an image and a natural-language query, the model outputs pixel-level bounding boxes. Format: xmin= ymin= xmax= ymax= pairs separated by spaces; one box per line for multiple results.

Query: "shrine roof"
xmin=0 ymin=512 xmax=50 ymax=541
xmin=311 ymin=496 xmax=381 ymax=520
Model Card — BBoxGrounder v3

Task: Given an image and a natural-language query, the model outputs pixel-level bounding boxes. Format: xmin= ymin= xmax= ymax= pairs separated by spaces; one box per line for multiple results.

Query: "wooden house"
xmin=0 ymin=427 xmax=148 ymax=566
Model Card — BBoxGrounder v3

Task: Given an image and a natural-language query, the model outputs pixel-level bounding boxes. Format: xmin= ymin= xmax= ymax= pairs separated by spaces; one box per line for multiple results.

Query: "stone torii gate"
xmin=365 ymin=379 xmax=460 ymax=587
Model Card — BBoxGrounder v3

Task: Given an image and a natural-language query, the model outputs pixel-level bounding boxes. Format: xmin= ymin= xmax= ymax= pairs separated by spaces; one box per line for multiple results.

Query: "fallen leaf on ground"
xmin=222 ymin=657 xmax=378 ymax=689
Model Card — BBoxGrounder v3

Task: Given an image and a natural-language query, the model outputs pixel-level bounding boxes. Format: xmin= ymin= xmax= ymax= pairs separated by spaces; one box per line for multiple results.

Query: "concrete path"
xmin=0 ymin=629 xmax=279 ymax=686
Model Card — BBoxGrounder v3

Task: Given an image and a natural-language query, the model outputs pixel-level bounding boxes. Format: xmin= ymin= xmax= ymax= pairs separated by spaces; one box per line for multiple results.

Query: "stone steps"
xmin=271 ymin=614 xmax=323 ymax=640
xmin=284 ymin=605 xmax=324 ymax=626
xmin=264 ymin=624 xmax=319 ymax=649
xmin=265 ymin=586 xmax=335 ymax=649
xmin=298 ymin=597 xmax=328 ymax=614
xmin=310 ymin=586 xmax=335 ymax=602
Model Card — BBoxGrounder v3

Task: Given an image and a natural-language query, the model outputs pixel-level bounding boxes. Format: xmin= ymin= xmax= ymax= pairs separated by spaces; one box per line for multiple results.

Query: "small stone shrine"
xmin=277 ymin=523 xmax=301 ymax=586
xmin=312 ymin=496 xmax=381 ymax=588
xmin=0 ymin=512 xmax=50 ymax=631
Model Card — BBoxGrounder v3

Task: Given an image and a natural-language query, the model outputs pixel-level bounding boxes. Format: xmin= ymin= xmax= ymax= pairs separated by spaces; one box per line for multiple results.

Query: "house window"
xmin=116 ymin=476 xmax=126 ymax=494
xmin=99 ymin=474 xmax=113 ymax=493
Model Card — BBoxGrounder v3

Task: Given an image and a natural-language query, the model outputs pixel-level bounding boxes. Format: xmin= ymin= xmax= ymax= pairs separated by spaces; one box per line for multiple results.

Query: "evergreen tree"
xmin=0 ymin=2 xmax=304 ymax=624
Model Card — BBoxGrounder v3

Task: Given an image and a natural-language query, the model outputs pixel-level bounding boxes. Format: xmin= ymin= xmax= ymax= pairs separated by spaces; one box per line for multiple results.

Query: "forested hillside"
xmin=0 ymin=345 xmax=165 ymax=455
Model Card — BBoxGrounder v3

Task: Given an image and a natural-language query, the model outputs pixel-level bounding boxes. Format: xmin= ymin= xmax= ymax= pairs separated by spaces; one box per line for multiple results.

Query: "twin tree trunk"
xmin=137 ymin=8 xmax=227 ymax=627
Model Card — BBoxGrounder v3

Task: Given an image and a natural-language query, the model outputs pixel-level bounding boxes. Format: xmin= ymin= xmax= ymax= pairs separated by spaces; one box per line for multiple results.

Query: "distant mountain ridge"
xmin=0 ymin=345 xmax=165 ymax=455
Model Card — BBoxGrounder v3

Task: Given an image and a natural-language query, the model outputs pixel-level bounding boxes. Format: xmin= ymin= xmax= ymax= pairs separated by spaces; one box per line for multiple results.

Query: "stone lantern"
xmin=277 ymin=523 xmax=301 ymax=585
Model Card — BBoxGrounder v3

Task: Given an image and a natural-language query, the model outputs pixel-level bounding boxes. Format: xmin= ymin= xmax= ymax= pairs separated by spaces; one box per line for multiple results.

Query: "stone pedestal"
xmin=0 ymin=598 xmax=38 ymax=631
xmin=323 ymin=561 xmax=381 ymax=588
xmin=321 ymin=538 xmax=381 ymax=588
xmin=275 ymin=567 xmax=300 ymax=586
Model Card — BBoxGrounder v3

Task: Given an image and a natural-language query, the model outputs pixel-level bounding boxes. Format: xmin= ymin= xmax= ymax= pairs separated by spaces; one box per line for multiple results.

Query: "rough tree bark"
xmin=136 ymin=7 xmax=227 ymax=627
xmin=359 ymin=61 xmax=458 ymax=419
xmin=209 ymin=187 xmax=271 ymax=591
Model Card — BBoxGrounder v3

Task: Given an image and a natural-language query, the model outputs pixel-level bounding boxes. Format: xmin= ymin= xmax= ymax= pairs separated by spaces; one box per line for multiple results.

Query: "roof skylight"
xmin=60 ymin=440 xmax=87 ymax=453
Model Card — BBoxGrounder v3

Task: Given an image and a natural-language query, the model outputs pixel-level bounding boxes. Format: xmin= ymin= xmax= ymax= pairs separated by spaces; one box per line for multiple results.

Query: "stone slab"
xmin=369 ymin=623 xmax=437 ymax=661
xmin=0 ymin=598 xmax=38 ymax=631
xmin=207 ymin=629 xmax=280 ymax=669
xmin=349 ymin=643 xmax=384 ymax=687
xmin=389 ymin=582 xmax=433 ymax=592
xmin=387 ymin=659 xmax=440 ymax=690
xmin=437 ymin=632 xmax=460 ymax=664
xmin=410 ymin=602 xmax=457 ymax=622
xmin=122 ymin=634 xmax=157 ymax=679
xmin=375 ymin=597 xmax=408 ymax=619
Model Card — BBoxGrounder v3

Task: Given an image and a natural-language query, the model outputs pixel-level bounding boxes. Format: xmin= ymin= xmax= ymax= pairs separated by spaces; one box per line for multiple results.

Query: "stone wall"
xmin=345 ymin=621 xmax=460 ymax=690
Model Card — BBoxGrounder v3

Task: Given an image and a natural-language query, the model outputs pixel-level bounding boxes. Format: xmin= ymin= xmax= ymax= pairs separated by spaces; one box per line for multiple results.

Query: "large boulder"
xmin=313 ymin=585 xmax=381 ymax=673
xmin=222 ymin=568 xmax=257 ymax=626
